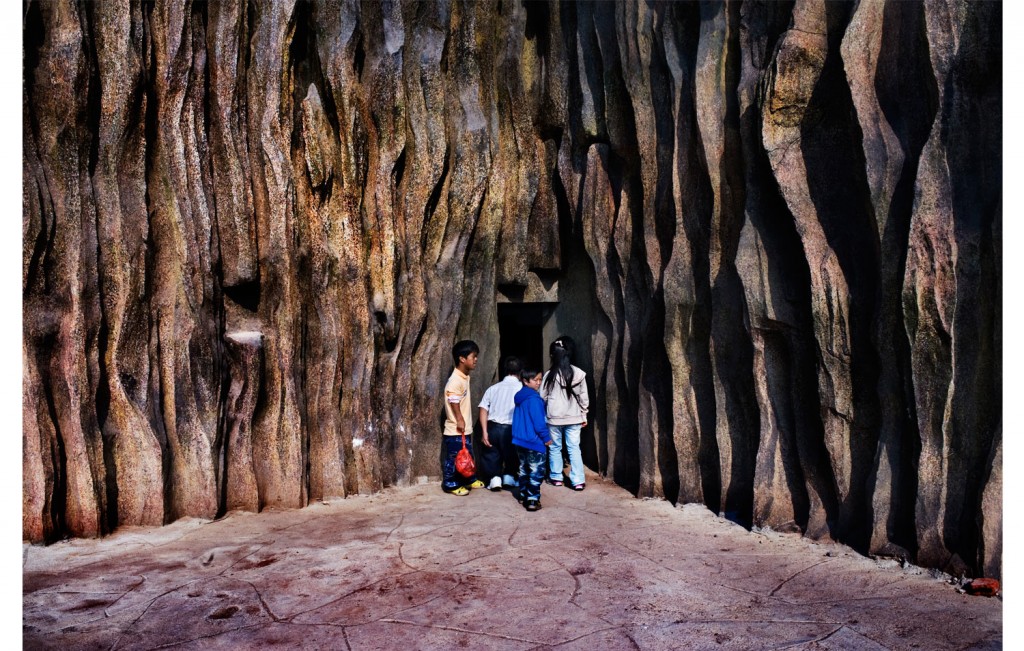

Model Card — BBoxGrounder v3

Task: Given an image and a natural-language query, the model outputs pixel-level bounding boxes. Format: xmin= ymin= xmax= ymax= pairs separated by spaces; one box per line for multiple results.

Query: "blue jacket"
xmin=512 ymin=386 xmax=552 ymax=452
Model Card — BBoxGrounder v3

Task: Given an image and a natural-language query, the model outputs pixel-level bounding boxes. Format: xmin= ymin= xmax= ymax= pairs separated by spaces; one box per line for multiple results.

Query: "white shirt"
xmin=478 ymin=375 xmax=521 ymax=425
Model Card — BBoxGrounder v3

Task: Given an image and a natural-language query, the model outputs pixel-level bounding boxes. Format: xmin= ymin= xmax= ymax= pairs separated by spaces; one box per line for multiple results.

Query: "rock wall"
xmin=23 ymin=0 xmax=1000 ymax=578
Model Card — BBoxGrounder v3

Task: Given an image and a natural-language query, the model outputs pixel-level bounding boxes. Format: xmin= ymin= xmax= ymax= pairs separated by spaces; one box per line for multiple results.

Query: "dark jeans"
xmin=441 ymin=435 xmax=477 ymax=491
xmin=480 ymin=422 xmax=517 ymax=485
xmin=516 ymin=446 xmax=546 ymax=502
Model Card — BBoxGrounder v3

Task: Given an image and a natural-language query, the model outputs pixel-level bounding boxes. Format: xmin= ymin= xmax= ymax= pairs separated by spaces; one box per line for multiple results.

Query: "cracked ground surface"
xmin=24 ymin=472 xmax=1001 ymax=650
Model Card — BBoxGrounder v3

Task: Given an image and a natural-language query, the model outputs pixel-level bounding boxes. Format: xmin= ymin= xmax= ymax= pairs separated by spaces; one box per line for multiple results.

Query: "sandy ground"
xmin=23 ymin=471 xmax=1001 ymax=650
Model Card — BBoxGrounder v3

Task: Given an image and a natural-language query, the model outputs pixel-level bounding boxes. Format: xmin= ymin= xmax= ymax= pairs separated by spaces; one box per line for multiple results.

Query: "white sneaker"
xmin=488 ymin=477 xmax=502 ymax=491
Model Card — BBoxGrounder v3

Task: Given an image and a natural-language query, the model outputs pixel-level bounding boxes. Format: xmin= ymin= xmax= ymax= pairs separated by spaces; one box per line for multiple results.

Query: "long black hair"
xmin=543 ymin=335 xmax=579 ymax=401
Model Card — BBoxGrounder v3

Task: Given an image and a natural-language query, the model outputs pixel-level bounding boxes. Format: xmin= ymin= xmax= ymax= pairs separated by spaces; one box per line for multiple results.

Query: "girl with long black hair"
xmin=539 ymin=336 xmax=590 ymax=490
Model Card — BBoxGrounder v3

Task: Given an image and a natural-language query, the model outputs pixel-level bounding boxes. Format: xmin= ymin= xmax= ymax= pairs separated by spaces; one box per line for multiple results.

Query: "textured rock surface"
xmin=23 ymin=0 xmax=1000 ymax=578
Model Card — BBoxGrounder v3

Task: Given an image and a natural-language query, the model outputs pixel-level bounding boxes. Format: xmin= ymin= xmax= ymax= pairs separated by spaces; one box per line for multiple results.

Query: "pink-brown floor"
xmin=23 ymin=471 xmax=1001 ymax=650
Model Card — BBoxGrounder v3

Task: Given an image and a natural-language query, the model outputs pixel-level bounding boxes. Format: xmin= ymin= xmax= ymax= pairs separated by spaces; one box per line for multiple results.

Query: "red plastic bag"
xmin=455 ymin=433 xmax=476 ymax=477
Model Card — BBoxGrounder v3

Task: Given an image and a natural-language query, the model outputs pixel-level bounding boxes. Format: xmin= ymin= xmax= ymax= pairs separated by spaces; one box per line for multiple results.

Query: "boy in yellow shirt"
xmin=442 ymin=340 xmax=486 ymax=495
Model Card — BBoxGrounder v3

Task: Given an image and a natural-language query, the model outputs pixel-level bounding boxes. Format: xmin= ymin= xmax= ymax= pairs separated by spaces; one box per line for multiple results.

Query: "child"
xmin=540 ymin=336 xmax=589 ymax=491
xmin=478 ymin=356 xmax=523 ymax=491
xmin=511 ymin=367 xmax=553 ymax=511
xmin=442 ymin=340 xmax=485 ymax=495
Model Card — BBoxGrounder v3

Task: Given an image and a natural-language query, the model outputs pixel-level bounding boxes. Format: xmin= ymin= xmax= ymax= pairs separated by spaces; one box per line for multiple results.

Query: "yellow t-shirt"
xmin=443 ymin=368 xmax=473 ymax=437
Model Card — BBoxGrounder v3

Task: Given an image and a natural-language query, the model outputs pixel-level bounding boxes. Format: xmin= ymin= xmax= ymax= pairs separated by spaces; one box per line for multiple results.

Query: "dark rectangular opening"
xmin=497 ymin=303 xmax=554 ymax=374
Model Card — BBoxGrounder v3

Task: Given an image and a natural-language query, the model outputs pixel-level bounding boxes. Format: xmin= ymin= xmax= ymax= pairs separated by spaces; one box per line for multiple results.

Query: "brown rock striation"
xmin=23 ymin=0 xmax=1000 ymax=578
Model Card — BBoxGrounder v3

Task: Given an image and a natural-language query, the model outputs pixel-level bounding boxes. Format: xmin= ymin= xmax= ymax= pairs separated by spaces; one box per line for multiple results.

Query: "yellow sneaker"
xmin=467 ymin=480 xmax=486 ymax=489
xmin=449 ymin=486 xmax=470 ymax=496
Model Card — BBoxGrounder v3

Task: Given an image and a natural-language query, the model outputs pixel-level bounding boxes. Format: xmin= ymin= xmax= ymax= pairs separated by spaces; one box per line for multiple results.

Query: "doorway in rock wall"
xmin=497 ymin=303 xmax=556 ymax=374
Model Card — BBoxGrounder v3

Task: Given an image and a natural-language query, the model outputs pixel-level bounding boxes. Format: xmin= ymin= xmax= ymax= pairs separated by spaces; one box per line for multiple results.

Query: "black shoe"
xmin=525 ymin=500 xmax=541 ymax=511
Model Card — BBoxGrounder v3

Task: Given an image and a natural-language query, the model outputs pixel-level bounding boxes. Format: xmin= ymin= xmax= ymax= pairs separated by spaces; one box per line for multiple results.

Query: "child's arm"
xmin=531 ymin=399 xmax=552 ymax=446
xmin=452 ymin=400 xmax=466 ymax=433
xmin=577 ymin=373 xmax=589 ymax=427
xmin=538 ymin=423 xmax=553 ymax=446
xmin=479 ymin=407 xmax=491 ymax=446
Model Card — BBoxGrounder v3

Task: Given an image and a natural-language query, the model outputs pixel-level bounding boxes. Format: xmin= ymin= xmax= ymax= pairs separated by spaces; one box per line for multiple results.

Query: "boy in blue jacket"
xmin=511 ymin=367 xmax=553 ymax=511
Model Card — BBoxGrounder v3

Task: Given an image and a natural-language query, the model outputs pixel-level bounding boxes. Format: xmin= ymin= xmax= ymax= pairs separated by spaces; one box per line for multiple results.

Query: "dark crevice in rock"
xmin=224 ymin=280 xmax=261 ymax=313
xmin=671 ymin=0 xmax=719 ymax=512
xmin=289 ymin=0 xmax=316 ymax=141
xmin=409 ymin=316 xmax=429 ymax=366
xmin=352 ymin=24 xmax=365 ymax=80
xmin=298 ymin=305 xmax=312 ymax=499
xmin=23 ymin=0 xmax=44 ymax=109
xmin=154 ymin=314 xmax=174 ymax=527
xmin=139 ymin=0 xmax=174 ymax=527
xmin=421 ymin=145 xmax=450 ymax=258
xmin=581 ymin=2 xmax=609 ymax=144
xmin=876 ymin=1 xmax=937 ymax=156
xmin=94 ymin=313 xmax=111 ymax=432
xmin=206 ymin=63 xmax=231 ymax=525
xmin=713 ymin=285 xmax=760 ymax=528
xmin=871 ymin=0 xmax=937 ymax=557
xmin=552 ymin=138 xmax=574 ymax=262
xmin=649 ymin=6 xmax=678 ymax=277
xmin=713 ymin=0 xmax=760 ymax=528
xmin=392 ymin=146 xmax=406 ymax=193
xmin=94 ymin=194 xmax=117 ymax=533
xmin=597 ymin=0 xmax=661 ymax=492
xmin=594 ymin=2 xmax=632 ymax=168
xmin=647 ymin=290 xmax=679 ymax=505
xmin=642 ymin=5 xmax=686 ymax=506
xmin=740 ymin=70 xmax=839 ymax=533
xmin=22 ymin=1 xmax=49 ymax=298
xmin=144 ymin=3 xmax=176 ymax=524
xmin=940 ymin=0 xmax=1001 ymax=573
xmin=243 ymin=0 xmax=257 ymax=114
xmin=290 ymin=0 xmax=343 ymax=211
xmin=38 ymin=337 xmax=68 ymax=542
xmin=558 ymin=1 xmax=582 ymax=149
xmin=375 ymin=311 xmax=398 ymax=354
xmin=761 ymin=327 xmax=812 ymax=528
xmin=747 ymin=1 xmax=796 ymax=73
xmin=215 ymin=335 xmax=229 ymax=520
xmin=96 ymin=417 xmax=117 ymax=538
xmin=80 ymin=5 xmax=101 ymax=180
xmin=197 ymin=2 xmax=216 ymax=207
xmin=460 ymin=189 xmax=488 ymax=271
xmin=309 ymin=9 xmax=345 ymax=147
xmin=620 ymin=311 xmax=649 ymax=496
xmin=589 ymin=154 xmax=636 ymax=494
xmin=799 ymin=1 xmax=881 ymax=550
xmin=590 ymin=330 xmax=611 ymax=479
xmin=523 ymin=0 xmax=548 ymax=51
xmin=23 ymin=183 xmax=51 ymax=300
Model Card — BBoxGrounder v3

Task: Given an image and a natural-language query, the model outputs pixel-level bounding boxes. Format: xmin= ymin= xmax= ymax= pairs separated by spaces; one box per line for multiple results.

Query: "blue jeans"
xmin=547 ymin=423 xmax=584 ymax=486
xmin=442 ymin=435 xmax=477 ymax=491
xmin=516 ymin=446 xmax=546 ymax=502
